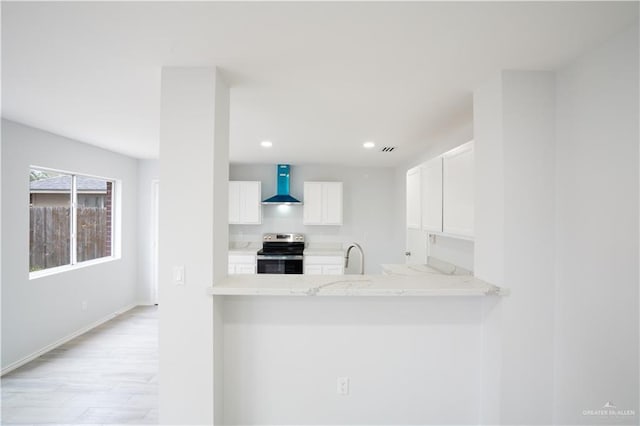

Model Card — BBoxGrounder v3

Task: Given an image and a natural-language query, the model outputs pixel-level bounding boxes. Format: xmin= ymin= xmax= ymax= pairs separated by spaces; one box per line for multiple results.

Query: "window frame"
xmin=29 ymin=166 xmax=120 ymax=280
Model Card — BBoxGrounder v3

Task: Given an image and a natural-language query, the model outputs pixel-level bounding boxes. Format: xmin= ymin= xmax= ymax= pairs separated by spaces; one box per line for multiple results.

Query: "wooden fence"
xmin=30 ymin=206 xmax=108 ymax=271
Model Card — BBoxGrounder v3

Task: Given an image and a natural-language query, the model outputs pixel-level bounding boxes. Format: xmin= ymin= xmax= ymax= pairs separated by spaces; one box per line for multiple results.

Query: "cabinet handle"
xmin=405 ymin=251 xmax=411 ymax=256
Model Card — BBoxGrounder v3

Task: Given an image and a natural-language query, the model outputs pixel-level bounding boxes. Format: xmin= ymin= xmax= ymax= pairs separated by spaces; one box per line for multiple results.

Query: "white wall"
xmin=553 ymin=25 xmax=639 ymax=423
xmin=473 ymin=74 xmax=504 ymax=287
xmin=405 ymin=120 xmax=474 ymax=171
xmin=429 ymin=235 xmax=474 ymax=271
xmin=223 ymin=296 xmax=484 ymax=425
xmin=473 ymin=73 xmax=505 ymax=425
xmin=137 ymin=159 xmax=159 ymax=304
xmin=473 ymin=24 xmax=639 ymax=425
xmin=0 ymin=119 xmax=138 ymax=370
xmin=502 ymin=71 xmax=557 ymax=424
xmin=230 ymin=164 xmax=404 ymax=273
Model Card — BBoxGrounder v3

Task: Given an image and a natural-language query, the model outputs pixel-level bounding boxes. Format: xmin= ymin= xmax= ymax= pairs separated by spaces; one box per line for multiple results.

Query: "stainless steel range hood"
xmin=262 ymin=164 xmax=303 ymax=205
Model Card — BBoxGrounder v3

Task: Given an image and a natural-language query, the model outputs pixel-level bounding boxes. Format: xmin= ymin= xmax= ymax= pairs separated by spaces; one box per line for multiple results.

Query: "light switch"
xmin=337 ymin=377 xmax=349 ymax=395
xmin=174 ymin=266 xmax=185 ymax=286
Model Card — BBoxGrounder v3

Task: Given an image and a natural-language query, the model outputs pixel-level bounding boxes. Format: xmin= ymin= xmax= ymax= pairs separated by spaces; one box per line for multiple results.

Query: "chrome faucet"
xmin=345 ymin=242 xmax=364 ymax=274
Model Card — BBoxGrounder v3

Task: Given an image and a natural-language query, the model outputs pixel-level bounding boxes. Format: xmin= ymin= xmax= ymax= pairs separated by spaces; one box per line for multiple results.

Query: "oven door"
xmin=257 ymin=255 xmax=303 ymax=274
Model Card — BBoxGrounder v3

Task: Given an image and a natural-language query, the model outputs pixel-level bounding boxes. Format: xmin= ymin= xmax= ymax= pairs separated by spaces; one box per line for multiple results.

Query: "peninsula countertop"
xmin=208 ymin=267 xmax=504 ymax=297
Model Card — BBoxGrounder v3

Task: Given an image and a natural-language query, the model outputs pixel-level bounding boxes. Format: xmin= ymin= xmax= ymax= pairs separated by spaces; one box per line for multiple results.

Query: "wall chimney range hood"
xmin=262 ymin=164 xmax=303 ymax=205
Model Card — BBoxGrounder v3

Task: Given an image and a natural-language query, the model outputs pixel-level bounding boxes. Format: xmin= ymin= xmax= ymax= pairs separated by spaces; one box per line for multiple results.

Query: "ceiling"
xmin=2 ymin=1 xmax=638 ymax=167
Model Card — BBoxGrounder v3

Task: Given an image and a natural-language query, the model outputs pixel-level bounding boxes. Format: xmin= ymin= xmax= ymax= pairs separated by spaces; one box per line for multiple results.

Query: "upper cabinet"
xmin=405 ymin=141 xmax=474 ymax=238
xmin=442 ymin=143 xmax=474 ymax=237
xmin=406 ymin=167 xmax=422 ymax=229
xmin=421 ymin=157 xmax=443 ymax=233
xmin=303 ymin=182 xmax=343 ymax=225
xmin=229 ymin=181 xmax=262 ymax=225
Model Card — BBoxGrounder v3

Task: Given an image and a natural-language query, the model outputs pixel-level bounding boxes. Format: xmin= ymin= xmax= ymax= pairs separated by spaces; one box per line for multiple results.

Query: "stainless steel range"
xmin=256 ymin=233 xmax=304 ymax=274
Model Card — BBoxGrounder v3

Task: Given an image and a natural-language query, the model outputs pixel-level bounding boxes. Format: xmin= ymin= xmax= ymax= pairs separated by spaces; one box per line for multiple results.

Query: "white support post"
xmin=159 ymin=67 xmax=229 ymax=425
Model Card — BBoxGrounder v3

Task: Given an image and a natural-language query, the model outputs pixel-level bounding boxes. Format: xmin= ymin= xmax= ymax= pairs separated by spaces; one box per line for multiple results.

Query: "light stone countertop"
xmin=381 ymin=262 xmax=471 ymax=276
xmin=382 ymin=264 xmax=450 ymax=276
xmin=208 ymin=269 xmax=504 ymax=297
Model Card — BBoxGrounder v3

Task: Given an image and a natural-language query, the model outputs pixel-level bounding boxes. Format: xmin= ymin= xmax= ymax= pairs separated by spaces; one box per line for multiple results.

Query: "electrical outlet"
xmin=81 ymin=300 xmax=87 ymax=311
xmin=337 ymin=377 xmax=349 ymax=395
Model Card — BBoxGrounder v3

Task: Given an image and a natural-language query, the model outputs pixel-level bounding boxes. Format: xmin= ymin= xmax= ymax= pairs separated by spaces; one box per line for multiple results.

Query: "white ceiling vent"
xmin=381 ymin=146 xmax=396 ymax=152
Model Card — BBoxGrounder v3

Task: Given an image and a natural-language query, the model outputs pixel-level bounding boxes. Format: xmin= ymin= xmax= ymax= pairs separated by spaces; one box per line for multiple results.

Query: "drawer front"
xmin=234 ymin=264 xmax=256 ymax=274
xmin=229 ymin=255 xmax=256 ymax=264
xmin=323 ymin=265 xmax=344 ymax=275
xmin=304 ymin=265 xmax=323 ymax=275
xmin=304 ymin=255 xmax=343 ymax=265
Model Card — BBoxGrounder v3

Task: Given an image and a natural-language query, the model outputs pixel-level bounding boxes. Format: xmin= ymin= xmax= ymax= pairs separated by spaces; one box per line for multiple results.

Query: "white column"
xmin=474 ymin=71 xmax=556 ymax=425
xmin=159 ymin=67 xmax=229 ymax=425
xmin=474 ymin=73 xmax=505 ymax=425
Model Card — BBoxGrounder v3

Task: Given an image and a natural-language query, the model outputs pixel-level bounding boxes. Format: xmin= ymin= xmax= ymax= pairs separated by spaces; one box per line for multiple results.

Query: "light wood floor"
xmin=1 ymin=305 xmax=158 ymax=425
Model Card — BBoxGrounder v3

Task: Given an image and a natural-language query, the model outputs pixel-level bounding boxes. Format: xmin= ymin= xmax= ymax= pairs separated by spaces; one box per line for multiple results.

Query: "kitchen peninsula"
xmin=211 ymin=260 xmax=504 ymax=425
xmin=208 ymin=265 xmax=504 ymax=297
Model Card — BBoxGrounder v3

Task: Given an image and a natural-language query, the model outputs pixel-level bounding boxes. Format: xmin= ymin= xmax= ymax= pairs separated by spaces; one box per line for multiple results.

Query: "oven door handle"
xmin=256 ymin=255 xmax=304 ymax=261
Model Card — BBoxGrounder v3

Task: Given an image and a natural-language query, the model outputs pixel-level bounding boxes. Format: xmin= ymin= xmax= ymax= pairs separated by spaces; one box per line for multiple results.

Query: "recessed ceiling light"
xmin=363 ymin=141 xmax=375 ymax=149
xmin=261 ymin=140 xmax=273 ymax=148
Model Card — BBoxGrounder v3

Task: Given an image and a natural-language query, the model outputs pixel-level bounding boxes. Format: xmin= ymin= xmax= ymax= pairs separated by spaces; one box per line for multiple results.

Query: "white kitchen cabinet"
xmin=405 ymin=141 xmax=474 ymax=244
xmin=421 ymin=157 xmax=443 ymax=233
xmin=322 ymin=264 xmax=344 ymax=275
xmin=303 ymin=182 xmax=323 ymax=224
xmin=228 ymin=254 xmax=256 ymax=275
xmin=303 ymin=264 xmax=323 ymax=275
xmin=442 ymin=143 xmax=474 ymax=237
xmin=406 ymin=167 xmax=422 ymax=229
xmin=303 ymin=182 xmax=343 ymax=225
xmin=304 ymin=255 xmax=344 ymax=275
xmin=323 ymin=183 xmax=343 ymax=225
xmin=234 ymin=264 xmax=256 ymax=274
xmin=229 ymin=181 xmax=262 ymax=225
xmin=405 ymin=228 xmax=428 ymax=265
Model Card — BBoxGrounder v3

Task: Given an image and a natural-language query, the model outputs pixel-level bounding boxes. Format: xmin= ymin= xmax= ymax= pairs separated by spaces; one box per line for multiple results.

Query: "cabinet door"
xmin=304 ymin=264 xmax=323 ymax=275
xmin=421 ymin=158 xmax=443 ymax=232
xmin=443 ymin=143 xmax=474 ymax=237
xmin=406 ymin=228 xmax=427 ymax=265
xmin=322 ymin=265 xmax=344 ymax=275
xmin=235 ymin=264 xmax=256 ymax=274
xmin=323 ymin=182 xmax=343 ymax=225
xmin=406 ymin=167 xmax=421 ymax=229
xmin=303 ymin=182 xmax=323 ymax=225
xmin=240 ymin=181 xmax=262 ymax=225
xmin=228 ymin=181 xmax=241 ymax=224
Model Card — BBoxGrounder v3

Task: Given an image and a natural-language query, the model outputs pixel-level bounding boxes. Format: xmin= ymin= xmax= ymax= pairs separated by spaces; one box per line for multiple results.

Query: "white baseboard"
xmin=1 ymin=303 xmax=137 ymax=376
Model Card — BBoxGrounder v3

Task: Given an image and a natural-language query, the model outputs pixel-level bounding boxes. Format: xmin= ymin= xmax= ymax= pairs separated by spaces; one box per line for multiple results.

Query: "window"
xmin=29 ymin=167 xmax=116 ymax=274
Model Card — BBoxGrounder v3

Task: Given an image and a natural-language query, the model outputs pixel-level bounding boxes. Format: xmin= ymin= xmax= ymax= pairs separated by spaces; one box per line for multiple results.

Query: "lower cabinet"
xmin=304 ymin=255 xmax=344 ymax=275
xmin=229 ymin=254 xmax=345 ymax=275
xmin=228 ymin=255 xmax=256 ymax=275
